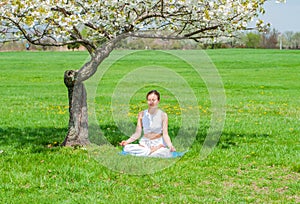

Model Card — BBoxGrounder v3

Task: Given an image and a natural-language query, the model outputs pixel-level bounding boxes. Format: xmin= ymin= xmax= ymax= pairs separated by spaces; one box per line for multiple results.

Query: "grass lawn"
xmin=0 ymin=49 xmax=299 ymax=203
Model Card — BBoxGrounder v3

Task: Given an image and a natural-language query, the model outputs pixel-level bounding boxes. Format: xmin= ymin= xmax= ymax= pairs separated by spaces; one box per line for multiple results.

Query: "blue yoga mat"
xmin=119 ymin=150 xmax=187 ymax=158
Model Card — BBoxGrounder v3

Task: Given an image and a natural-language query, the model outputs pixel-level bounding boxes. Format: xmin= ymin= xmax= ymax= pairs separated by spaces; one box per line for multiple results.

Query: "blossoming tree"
xmin=0 ymin=0 xmax=286 ymax=146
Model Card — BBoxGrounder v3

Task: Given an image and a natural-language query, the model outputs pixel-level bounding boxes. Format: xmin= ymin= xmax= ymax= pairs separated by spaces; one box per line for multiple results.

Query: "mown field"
xmin=0 ymin=49 xmax=299 ymax=203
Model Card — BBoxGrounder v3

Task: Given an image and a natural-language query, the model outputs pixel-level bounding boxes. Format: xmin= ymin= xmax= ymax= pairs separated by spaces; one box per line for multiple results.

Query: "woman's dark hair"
xmin=146 ymin=90 xmax=160 ymax=101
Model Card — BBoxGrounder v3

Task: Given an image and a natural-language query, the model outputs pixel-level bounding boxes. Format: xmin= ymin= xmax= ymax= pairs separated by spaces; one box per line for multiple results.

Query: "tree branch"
xmin=51 ymin=6 xmax=72 ymax=16
xmin=76 ymin=33 xmax=130 ymax=82
xmin=184 ymin=25 xmax=220 ymax=38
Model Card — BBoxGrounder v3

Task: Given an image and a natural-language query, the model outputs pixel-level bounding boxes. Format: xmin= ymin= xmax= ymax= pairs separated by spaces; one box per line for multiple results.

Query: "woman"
xmin=119 ymin=90 xmax=176 ymax=158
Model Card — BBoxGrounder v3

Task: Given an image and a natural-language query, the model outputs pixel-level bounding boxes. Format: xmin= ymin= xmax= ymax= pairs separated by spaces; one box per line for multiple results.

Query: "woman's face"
xmin=147 ymin=93 xmax=159 ymax=108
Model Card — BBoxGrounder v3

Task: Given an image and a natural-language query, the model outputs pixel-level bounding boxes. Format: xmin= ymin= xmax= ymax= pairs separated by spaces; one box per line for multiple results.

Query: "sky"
xmin=257 ymin=0 xmax=300 ymax=33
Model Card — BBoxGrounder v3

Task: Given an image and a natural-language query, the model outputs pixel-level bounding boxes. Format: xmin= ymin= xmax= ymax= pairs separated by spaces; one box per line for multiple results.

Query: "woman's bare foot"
xmin=150 ymin=144 xmax=165 ymax=154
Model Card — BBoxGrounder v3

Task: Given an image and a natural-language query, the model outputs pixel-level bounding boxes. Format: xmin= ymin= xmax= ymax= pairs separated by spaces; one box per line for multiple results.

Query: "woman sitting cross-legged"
xmin=119 ymin=90 xmax=176 ymax=158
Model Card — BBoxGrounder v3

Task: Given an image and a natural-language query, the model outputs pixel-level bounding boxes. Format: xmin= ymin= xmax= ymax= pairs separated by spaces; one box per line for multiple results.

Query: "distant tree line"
xmin=1 ymin=29 xmax=300 ymax=51
xmin=239 ymin=29 xmax=300 ymax=49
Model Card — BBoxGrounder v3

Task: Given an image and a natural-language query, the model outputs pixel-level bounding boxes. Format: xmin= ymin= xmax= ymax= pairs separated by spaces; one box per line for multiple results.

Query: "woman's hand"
xmin=169 ymin=146 xmax=176 ymax=152
xmin=150 ymin=144 xmax=165 ymax=154
xmin=119 ymin=140 xmax=128 ymax=146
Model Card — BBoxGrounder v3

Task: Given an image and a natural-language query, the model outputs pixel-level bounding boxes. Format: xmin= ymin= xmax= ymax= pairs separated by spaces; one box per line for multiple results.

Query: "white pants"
xmin=123 ymin=137 xmax=172 ymax=158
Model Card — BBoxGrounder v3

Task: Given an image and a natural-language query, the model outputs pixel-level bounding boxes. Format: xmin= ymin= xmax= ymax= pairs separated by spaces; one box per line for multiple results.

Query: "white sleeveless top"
xmin=142 ymin=109 xmax=163 ymax=134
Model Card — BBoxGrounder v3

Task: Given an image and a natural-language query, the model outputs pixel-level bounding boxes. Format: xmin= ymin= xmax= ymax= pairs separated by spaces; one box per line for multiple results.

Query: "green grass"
xmin=0 ymin=49 xmax=299 ymax=203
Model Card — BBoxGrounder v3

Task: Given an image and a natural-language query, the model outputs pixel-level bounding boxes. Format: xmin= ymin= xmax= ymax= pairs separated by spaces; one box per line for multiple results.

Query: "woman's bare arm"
xmin=119 ymin=111 xmax=143 ymax=146
xmin=162 ymin=112 xmax=176 ymax=151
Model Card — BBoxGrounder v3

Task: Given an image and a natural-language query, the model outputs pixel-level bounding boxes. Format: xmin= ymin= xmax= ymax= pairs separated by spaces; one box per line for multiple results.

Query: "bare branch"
xmin=51 ymin=6 xmax=72 ymax=16
xmin=130 ymin=31 xmax=189 ymax=40
xmin=0 ymin=38 xmax=20 ymax=44
xmin=135 ymin=12 xmax=164 ymax=24
xmin=77 ymin=33 xmax=130 ymax=82
xmin=184 ymin=25 xmax=220 ymax=38
xmin=160 ymin=0 xmax=164 ymax=17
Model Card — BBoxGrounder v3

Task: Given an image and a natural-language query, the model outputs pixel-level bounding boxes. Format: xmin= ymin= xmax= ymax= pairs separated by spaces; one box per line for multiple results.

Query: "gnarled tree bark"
xmin=62 ymin=70 xmax=90 ymax=146
xmin=61 ymin=34 xmax=128 ymax=146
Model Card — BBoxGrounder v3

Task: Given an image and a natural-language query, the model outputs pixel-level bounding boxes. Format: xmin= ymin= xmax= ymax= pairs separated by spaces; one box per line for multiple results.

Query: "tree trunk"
xmin=60 ymin=34 xmax=128 ymax=146
xmin=62 ymin=70 xmax=90 ymax=146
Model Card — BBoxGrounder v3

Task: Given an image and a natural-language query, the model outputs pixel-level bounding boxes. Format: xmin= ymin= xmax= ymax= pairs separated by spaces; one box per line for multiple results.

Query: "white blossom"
xmin=0 ymin=0 xmax=287 ymax=49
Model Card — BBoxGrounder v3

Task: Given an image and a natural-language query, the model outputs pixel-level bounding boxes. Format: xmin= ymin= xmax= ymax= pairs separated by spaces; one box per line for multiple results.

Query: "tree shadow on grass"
xmin=0 ymin=125 xmax=213 ymax=153
xmin=0 ymin=127 xmax=67 ymax=152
